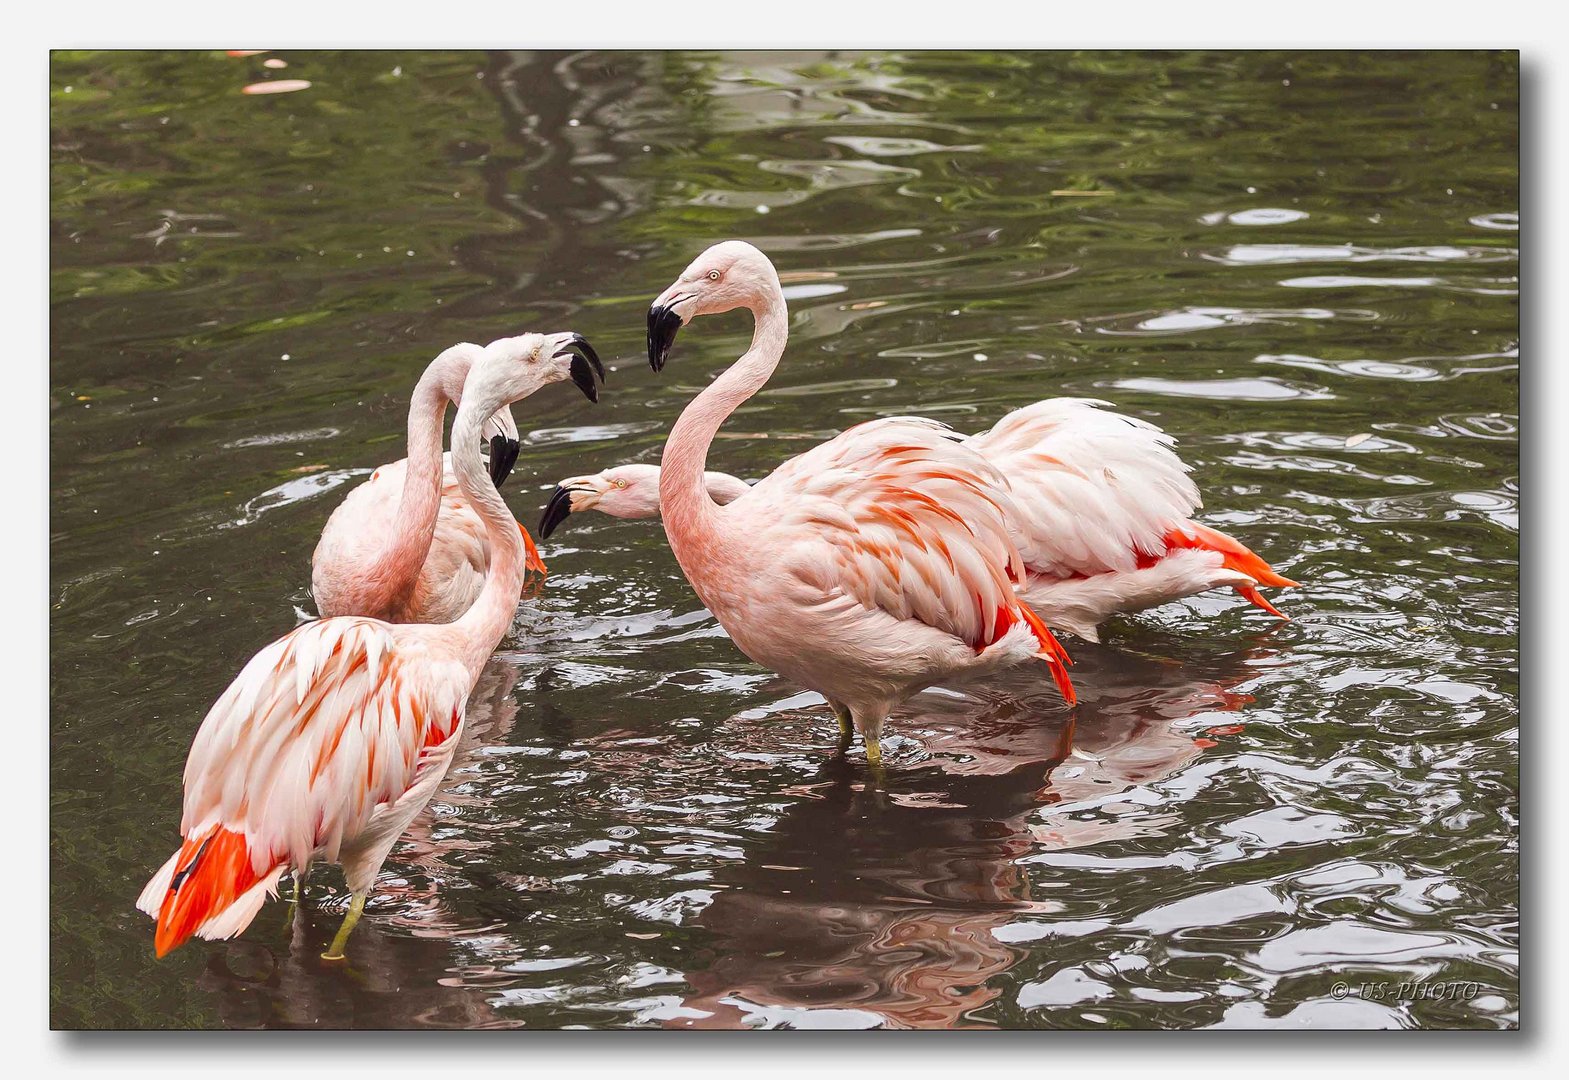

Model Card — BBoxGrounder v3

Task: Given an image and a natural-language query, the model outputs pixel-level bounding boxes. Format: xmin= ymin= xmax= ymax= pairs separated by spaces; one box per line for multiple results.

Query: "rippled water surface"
xmin=49 ymin=50 xmax=1518 ymax=1029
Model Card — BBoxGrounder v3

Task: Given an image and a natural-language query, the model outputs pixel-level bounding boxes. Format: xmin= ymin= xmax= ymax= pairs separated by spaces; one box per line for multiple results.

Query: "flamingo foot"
xmin=321 ymin=891 xmax=367 ymax=961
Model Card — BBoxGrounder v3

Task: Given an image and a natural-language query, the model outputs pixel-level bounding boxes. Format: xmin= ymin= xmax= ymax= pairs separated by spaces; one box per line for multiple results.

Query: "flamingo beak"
xmin=539 ymin=483 xmax=585 ymax=539
xmin=555 ymin=334 xmax=605 ymax=403
xmin=487 ymin=434 xmax=522 ymax=488
xmin=647 ymin=296 xmax=689 ymax=373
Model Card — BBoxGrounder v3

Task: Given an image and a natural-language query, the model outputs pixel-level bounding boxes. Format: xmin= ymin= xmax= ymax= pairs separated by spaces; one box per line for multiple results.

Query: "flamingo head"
xmin=647 ymin=240 xmax=780 ymax=371
xmin=538 ymin=463 xmax=664 ymax=537
xmin=431 ymin=343 xmax=525 ymax=487
xmin=471 ymin=331 xmax=606 ymax=417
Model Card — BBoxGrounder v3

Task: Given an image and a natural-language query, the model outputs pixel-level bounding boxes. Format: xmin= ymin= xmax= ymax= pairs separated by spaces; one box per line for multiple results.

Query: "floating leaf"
xmin=241 ymin=80 xmax=312 ymax=96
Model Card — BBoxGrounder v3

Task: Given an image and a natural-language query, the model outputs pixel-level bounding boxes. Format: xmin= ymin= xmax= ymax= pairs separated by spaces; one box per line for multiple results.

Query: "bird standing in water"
xmin=538 ymin=400 xmax=1295 ymax=642
xmin=137 ymin=332 xmax=603 ymax=960
xmin=644 ymin=240 xmax=1075 ymax=766
xmin=311 ymin=336 xmax=601 ymax=623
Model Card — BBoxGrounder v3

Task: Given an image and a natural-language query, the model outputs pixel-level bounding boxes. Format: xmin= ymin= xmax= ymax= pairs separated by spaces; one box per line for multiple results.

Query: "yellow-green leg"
xmin=860 ymin=707 xmax=888 ymax=772
xmin=831 ymin=702 xmax=854 ymax=753
xmin=321 ymin=891 xmax=368 ymax=962
xmin=282 ymin=866 xmax=309 ymax=931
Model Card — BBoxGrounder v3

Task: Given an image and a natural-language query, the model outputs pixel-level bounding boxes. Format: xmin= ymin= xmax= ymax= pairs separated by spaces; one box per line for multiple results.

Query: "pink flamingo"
xmin=643 ymin=240 xmax=1075 ymax=766
xmin=311 ymin=335 xmax=602 ymax=624
xmin=538 ymin=462 xmax=750 ymax=536
xmin=539 ymin=401 xmax=1295 ymax=642
xmin=136 ymin=332 xmax=602 ymax=960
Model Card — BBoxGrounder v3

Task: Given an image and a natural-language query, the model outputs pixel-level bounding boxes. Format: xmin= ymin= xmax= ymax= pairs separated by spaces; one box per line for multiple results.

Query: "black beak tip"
xmin=647 ymin=304 xmax=682 ymax=373
xmin=538 ymin=485 xmax=574 ymax=539
xmin=569 ymin=354 xmax=600 ymax=403
xmin=570 ymin=333 xmax=606 ymax=380
xmin=488 ymin=435 xmax=521 ymax=488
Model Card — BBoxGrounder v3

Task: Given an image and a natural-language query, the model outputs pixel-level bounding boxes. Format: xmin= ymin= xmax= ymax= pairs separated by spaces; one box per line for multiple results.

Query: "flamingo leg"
xmin=321 ymin=891 xmax=368 ymax=961
xmin=854 ymin=706 xmax=888 ymax=770
xmin=290 ymin=864 xmax=311 ymax=904
xmin=829 ymin=701 xmax=853 ymax=754
xmin=281 ymin=865 xmax=310 ymax=931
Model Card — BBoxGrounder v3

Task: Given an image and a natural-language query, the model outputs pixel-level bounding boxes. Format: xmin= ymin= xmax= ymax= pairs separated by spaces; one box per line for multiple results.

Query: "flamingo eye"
xmin=707 ymin=269 xmax=721 ymax=281
xmin=614 ymin=478 xmax=628 ymax=489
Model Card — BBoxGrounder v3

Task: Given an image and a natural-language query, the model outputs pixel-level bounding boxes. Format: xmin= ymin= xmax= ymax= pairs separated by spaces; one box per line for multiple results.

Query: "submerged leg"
xmin=321 ymin=891 xmax=368 ymax=961
xmin=829 ymin=701 xmax=854 ymax=755
xmin=282 ymin=864 xmax=310 ymax=931
xmin=855 ymin=706 xmax=889 ymax=771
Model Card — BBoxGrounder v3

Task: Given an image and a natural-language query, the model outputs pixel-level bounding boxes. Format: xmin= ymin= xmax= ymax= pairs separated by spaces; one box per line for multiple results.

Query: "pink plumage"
xmin=311 ymin=343 xmax=545 ymax=626
xmin=646 ymin=241 xmax=1074 ymax=764
xmin=549 ymin=399 xmax=1296 ymax=643
xmin=138 ymin=332 xmax=602 ymax=958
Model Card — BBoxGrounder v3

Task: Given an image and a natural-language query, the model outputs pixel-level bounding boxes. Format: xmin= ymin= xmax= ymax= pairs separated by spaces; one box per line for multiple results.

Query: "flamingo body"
xmin=139 ymin=332 xmax=603 ymax=958
xmin=310 ymin=343 xmax=547 ymax=626
xmin=545 ymin=399 xmax=1295 ymax=642
xmin=314 ymin=453 xmax=544 ymax=625
xmin=963 ymin=398 xmax=1296 ymax=641
xmin=135 ymin=617 xmax=470 ymax=955
xmin=645 ymin=241 xmax=1074 ymax=760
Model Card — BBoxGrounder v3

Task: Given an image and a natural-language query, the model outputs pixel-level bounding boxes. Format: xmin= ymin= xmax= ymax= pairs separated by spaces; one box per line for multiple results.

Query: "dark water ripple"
xmin=50 ymin=50 xmax=1516 ymax=1029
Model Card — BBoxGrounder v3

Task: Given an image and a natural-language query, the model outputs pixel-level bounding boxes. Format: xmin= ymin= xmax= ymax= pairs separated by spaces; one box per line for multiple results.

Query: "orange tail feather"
xmin=1165 ymin=522 xmax=1297 ymax=621
xmin=519 ymin=523 xmax=548 ymax=577
xmin=152 ymin=828 xmax=268 ymax=958
xmin=1016 ymin=601 xmax=1077 ymax=707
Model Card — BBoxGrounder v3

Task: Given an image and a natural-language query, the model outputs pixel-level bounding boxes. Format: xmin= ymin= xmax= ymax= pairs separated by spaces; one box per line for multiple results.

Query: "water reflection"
xmin=662 ymin=648 xmax=1262 ymax=1029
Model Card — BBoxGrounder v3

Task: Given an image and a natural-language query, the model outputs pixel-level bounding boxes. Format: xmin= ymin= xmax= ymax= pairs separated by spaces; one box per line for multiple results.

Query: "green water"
xmin=50 ymin=50 xmax=1518 ymax=1029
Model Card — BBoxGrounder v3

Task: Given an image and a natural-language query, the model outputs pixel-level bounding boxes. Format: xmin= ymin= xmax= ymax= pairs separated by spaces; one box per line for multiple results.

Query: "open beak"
xmin=487 ymin=433 xmax=521 ymax=488
xmin=647 ymin=295 xmax=690 ymax=373
xmin=555 ymin=333 xmax=605 ymax=403
xmin=539 ymin=482 xmax=588 ymax=539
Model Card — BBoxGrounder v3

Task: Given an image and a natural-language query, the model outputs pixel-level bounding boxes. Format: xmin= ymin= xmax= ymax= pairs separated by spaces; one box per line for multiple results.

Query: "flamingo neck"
xmin=373 ymin=359 xmax=453 ymax=603
xmin=449 ymin=388 xmax=524 ymax=676
xmin=660 ymin=288 xmax=788 ymax=575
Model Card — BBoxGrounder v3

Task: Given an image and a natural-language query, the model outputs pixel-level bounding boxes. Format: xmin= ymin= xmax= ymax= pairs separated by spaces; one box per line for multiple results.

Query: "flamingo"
xmin=538 ymin=462 xmax=750 ymax=537
xmin=643 ymin=240 xmax=1075 ymax=766
xmin=136 ymin=332 xmax=603 ymax=960
xmin=537 ymin=401 xmax=1295 ymax=642
xmin=312 ymin=335 xmax=603 ymax=624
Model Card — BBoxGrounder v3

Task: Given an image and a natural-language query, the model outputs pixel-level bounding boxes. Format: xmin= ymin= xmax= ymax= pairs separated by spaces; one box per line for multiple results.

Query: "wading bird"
xmin=539 ymin=400 xmax=1294 ymax=642
xmin=643 ymin=240 xmax=1074 ymax=766
xmin=538 ymin=462 xmax=750 ymax=537
xmin=312 ymin=336 xmax=603 ymax=623
xmin=136 ymin=332 xmax=603 ymax=961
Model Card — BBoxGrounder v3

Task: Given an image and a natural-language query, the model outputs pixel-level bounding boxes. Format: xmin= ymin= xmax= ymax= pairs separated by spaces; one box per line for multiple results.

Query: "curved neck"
xmin=449 ymin=386 xmax=525 ymax=676
xmin=370 ymin=358 xmax=455 ymax=599
xmin=659 ymin=288 xmax=788 ymax=571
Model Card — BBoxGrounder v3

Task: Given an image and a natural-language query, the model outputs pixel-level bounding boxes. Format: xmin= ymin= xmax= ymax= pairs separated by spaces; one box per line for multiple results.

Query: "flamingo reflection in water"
xmin=647 ymin=644 xmax=1266 ymax=1030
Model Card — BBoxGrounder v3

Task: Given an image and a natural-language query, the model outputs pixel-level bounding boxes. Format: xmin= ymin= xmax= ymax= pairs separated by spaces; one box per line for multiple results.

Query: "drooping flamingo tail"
xmin=145 ymin=826 xmax=281 ymax=958
xmin=981 ymin=599 xmax=1076 ymax=706
xmin=1014 ymin=600 xmax=1077 ymax=706
xmin=1162 ymin=522 xmax=1298 ymax=620
xmin=520 ymin=523 xmax=547 ymax=577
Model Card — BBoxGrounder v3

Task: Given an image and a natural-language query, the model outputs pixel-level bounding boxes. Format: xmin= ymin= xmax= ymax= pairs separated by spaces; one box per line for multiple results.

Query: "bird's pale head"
xmin=468 ymin=331 xmax=605 ymax=410
xmin=538 ymin=463 xmax=664 ymax=537
xmin=647 ymin=240 xmax=781 ymax=371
